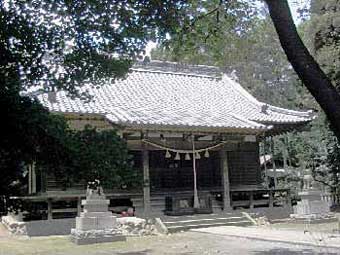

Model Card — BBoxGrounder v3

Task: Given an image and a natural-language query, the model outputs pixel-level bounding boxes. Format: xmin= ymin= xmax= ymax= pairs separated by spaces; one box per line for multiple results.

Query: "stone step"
xmin=166 ymin=220 xmax=252 ymax=233
xmin=161 ymin=213 xmax=254 ymax=233
xmin=162 ymin=212 xmax=240 ymax=221
xmin=163 ymin=216 xmax=245 ymax=225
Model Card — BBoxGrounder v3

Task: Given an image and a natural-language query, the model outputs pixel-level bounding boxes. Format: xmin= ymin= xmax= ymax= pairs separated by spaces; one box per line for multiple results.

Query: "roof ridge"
xmin=133 ymin=60 xmax=222 ymax=78
xmin=222 ymin=75 xmax=314 ymax=118
xmin=131 ymin=68 xmax=220 ymax=79
xmin=266 ymin=104 xmax=315 ymax=117
xmin=222 ymin=75 xmax=263 ymax=106
xmin=223 ymin=111 xmax=272 ymax=130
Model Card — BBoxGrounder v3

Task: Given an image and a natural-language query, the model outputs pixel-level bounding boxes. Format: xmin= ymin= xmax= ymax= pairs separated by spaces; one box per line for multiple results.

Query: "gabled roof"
xmin=36 ymin=62 xmax=315 ymax=133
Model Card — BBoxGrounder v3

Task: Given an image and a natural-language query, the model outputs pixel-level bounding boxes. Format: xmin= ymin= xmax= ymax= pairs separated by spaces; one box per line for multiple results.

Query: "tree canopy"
xmin=2 ymin=0 xmax=340 ymax=196
xmin=1 ymin=0 xmax=186 ymax=196
xmin=1 ymin=0 xmax=188 ymax=96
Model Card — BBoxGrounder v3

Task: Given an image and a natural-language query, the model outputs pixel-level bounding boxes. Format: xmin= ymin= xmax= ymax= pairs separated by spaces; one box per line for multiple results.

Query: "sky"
xmin=288 ymin=0 xmax=310 ymax=24
xmin=144 ymin=0 xmax=309 ymax=57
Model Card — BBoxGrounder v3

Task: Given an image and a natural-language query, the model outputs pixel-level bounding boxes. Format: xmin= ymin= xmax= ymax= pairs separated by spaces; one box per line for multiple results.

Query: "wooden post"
xmin=270 ymin=137 xmax=278 ymax=188
xmin=32 ymin=162 xmax=36 ymax=194
xmin=269 ymin=190 xmax=274 ymax=208
xmin=142 ymin=143 xmax=151 ymax=215
xmin=262 ymin=140 xmax=269 ymax=188
xmin=47 ymin=199 xmax=53 ymax=220
xmin=77 ymin=197 xmax=82 ymax=216
xmin=28 ymin=165 xmax=32 ymax=194
xmin=220 ymin=149 xmax=231 ymax=211
xmin=192 ymin=135 xmax=200 ymax=209
xmin=249 ymin=191 xmax=254 ymax=209
xmin=285 ymin=190 xmax=291 ymax=208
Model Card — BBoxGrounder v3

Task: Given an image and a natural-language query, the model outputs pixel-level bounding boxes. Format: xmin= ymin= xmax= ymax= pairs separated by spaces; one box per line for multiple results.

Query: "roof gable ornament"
xmin=47 ymin=91 xmax=57 ymax=104
xmin=261 ymin=104 xmax=269 ymax=114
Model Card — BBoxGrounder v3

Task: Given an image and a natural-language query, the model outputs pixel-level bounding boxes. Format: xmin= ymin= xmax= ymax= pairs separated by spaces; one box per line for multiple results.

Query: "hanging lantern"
xmin=174 ymin=152 xmax=181 ymax=160
xmin=195 ymin=152 xmax=201 ymax=159
xmin=165 ymin=150 xmax=171 ymax=158
xmin=204 ymin=150 xmax=210 ymax=158
xmin=185 ymin=153 xmax=191 ymax=160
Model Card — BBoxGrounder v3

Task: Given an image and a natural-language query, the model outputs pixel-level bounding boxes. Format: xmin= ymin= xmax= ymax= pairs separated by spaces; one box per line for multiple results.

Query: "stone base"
xmin=290 ymin=213 xmax=337 ymax=224
xmin=70 ymin=229 xmax=126 ymax=245
xmin=75 ymin=215 xmax=117 ymax=231
xmin=70 ymin=234 xmax=126 ymax=245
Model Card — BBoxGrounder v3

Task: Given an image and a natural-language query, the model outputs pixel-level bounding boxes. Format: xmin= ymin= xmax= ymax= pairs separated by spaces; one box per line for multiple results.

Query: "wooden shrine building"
xmin=24 ymin=61 xmax=315 ymax=219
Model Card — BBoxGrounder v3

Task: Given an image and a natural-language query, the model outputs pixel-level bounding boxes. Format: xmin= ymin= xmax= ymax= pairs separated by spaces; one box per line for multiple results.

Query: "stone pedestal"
xmin=70 ymin=186 xmax=126 ymax=245
xmin=292 ymin=189 xmax=330 ymax=219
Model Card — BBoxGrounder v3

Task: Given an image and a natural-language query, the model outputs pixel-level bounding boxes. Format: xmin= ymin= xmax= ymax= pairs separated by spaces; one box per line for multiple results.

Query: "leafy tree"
xmin=0 ymin=91 xmax=137 ymax=197
xmin=0 ymin=0 xmax=185 ymax=197
xmin=300 ymin=0 xmax=340 ymax=191
xmin=2 ymin=0 xmax=340 ymax=197
xmin=1 ymin=0 xmax=186 ymax=95
xmin=0 ymin=89 xmax=71 ymax=196
xmin=265 ymin=0 xmax=340 ymax=139
xmin=63 ymin=127 xmax=140 ymax=189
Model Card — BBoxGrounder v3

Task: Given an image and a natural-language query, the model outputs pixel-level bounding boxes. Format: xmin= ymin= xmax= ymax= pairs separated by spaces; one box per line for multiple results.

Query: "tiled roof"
xmin=36 ymin=64 xmax=315 ymax=133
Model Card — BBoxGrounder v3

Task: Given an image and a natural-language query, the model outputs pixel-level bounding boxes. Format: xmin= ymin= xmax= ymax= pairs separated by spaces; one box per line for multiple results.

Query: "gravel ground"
xmin=0 ymin=229 xmax=340 ymax=255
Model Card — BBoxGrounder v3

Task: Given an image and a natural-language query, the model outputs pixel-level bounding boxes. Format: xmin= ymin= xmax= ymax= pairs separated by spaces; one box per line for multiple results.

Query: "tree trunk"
xmin=265 ymin=0 xmax=340 ymax=138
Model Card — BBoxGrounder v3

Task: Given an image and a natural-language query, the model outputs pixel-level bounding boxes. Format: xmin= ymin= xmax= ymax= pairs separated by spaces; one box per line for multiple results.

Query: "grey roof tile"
xmin=37 ymin=67 xmax=314 ymax=132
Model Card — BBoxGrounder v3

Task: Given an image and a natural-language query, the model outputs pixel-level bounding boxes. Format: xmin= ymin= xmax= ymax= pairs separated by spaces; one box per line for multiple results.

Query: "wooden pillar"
xmin=32 ymin=162 xmax=36 ymax=194
xmin=192 ymin=135 xmax=200 ymax=209
xmin=270 ymin=137 xmax=278 ymax=188
xmin=77 ymin=197 xmax=82 ymax=216
xmin=47 ymin=199 xmax=53 ymax=220
xmin=269 ymin=190 xmax=274 ymax=208
xmin=285 ymin=190 xmax=292 ymax=208
xmin=249 ymin=191 xmax=254 ymax=209
xmin=28 ymin=165 xmax=32 ymax=194
xmin=220 ymin=149 xmax=231 ymax=211
xmin=262 ymin=140 xmax=269 ymax=188
xmin=142 ymin=144 xmax=151 ymax=215
xmin=28 ymin=162 xmax=37 ymax=194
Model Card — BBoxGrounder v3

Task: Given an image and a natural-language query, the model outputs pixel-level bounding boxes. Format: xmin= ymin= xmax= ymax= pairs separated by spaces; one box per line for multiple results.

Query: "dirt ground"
xmin=0 ymin=227 xmax=340 ymax=255
xmin=270 ymin=220 xmax=340 ymax=234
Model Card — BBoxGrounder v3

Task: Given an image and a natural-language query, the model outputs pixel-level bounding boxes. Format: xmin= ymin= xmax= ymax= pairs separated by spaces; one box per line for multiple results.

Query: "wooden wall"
xmin=130 ymin=142 xmax=262 ymax=192
xmin=227 ymin=142 xmax=262 ymax=187
xmin=130 ymin=150 xmax=221 ymax=191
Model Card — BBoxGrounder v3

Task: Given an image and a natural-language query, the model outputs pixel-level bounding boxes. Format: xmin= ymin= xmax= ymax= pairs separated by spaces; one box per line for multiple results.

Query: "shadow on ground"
xmin=116 ymin=250 xmax=152 ymax=255
xmin=252 ymin=247 xmax=340 ymax=255
xmin=116 ymin=250 xmax=196 ymax=255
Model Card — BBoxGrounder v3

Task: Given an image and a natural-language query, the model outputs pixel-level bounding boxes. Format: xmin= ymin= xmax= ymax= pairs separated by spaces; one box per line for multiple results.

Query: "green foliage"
xmin=1 ymin=0 xmax=186 ymax=196
xmin=0 ymin=0 xmax=188 ymax=95
xmin=62 ymin=126 xmax=140 ymax=189
xmin=308 ymin=0 xmax=340 ymax=90
xmin=0 ymin=89 xmax=70 ymax=195
xmin=0 ymin=90 xmax=139 ymax=195
xmin=300 ymin=0 xmax=340 ymax=189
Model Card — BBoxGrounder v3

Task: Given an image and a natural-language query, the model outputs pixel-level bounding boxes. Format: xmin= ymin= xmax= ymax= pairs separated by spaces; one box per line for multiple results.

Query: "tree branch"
xmin=265 ymin=0 xmax=340 ymax=139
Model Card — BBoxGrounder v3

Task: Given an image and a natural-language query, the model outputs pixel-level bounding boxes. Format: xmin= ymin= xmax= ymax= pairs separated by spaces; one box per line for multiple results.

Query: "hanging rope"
xmin=142 ymin=138 xmax=228 ymax=210
xmin=192 ymin=137 xmax=200 ymax=209
xmin=141 ymin=139 xmax=228 ymax=153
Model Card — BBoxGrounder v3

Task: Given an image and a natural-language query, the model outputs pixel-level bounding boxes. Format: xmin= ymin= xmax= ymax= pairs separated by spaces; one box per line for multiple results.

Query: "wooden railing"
xmin=321 ymin=193 xmax=340 ymax=207
xmin=230 ymin=189 xmax=291 ymax=210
